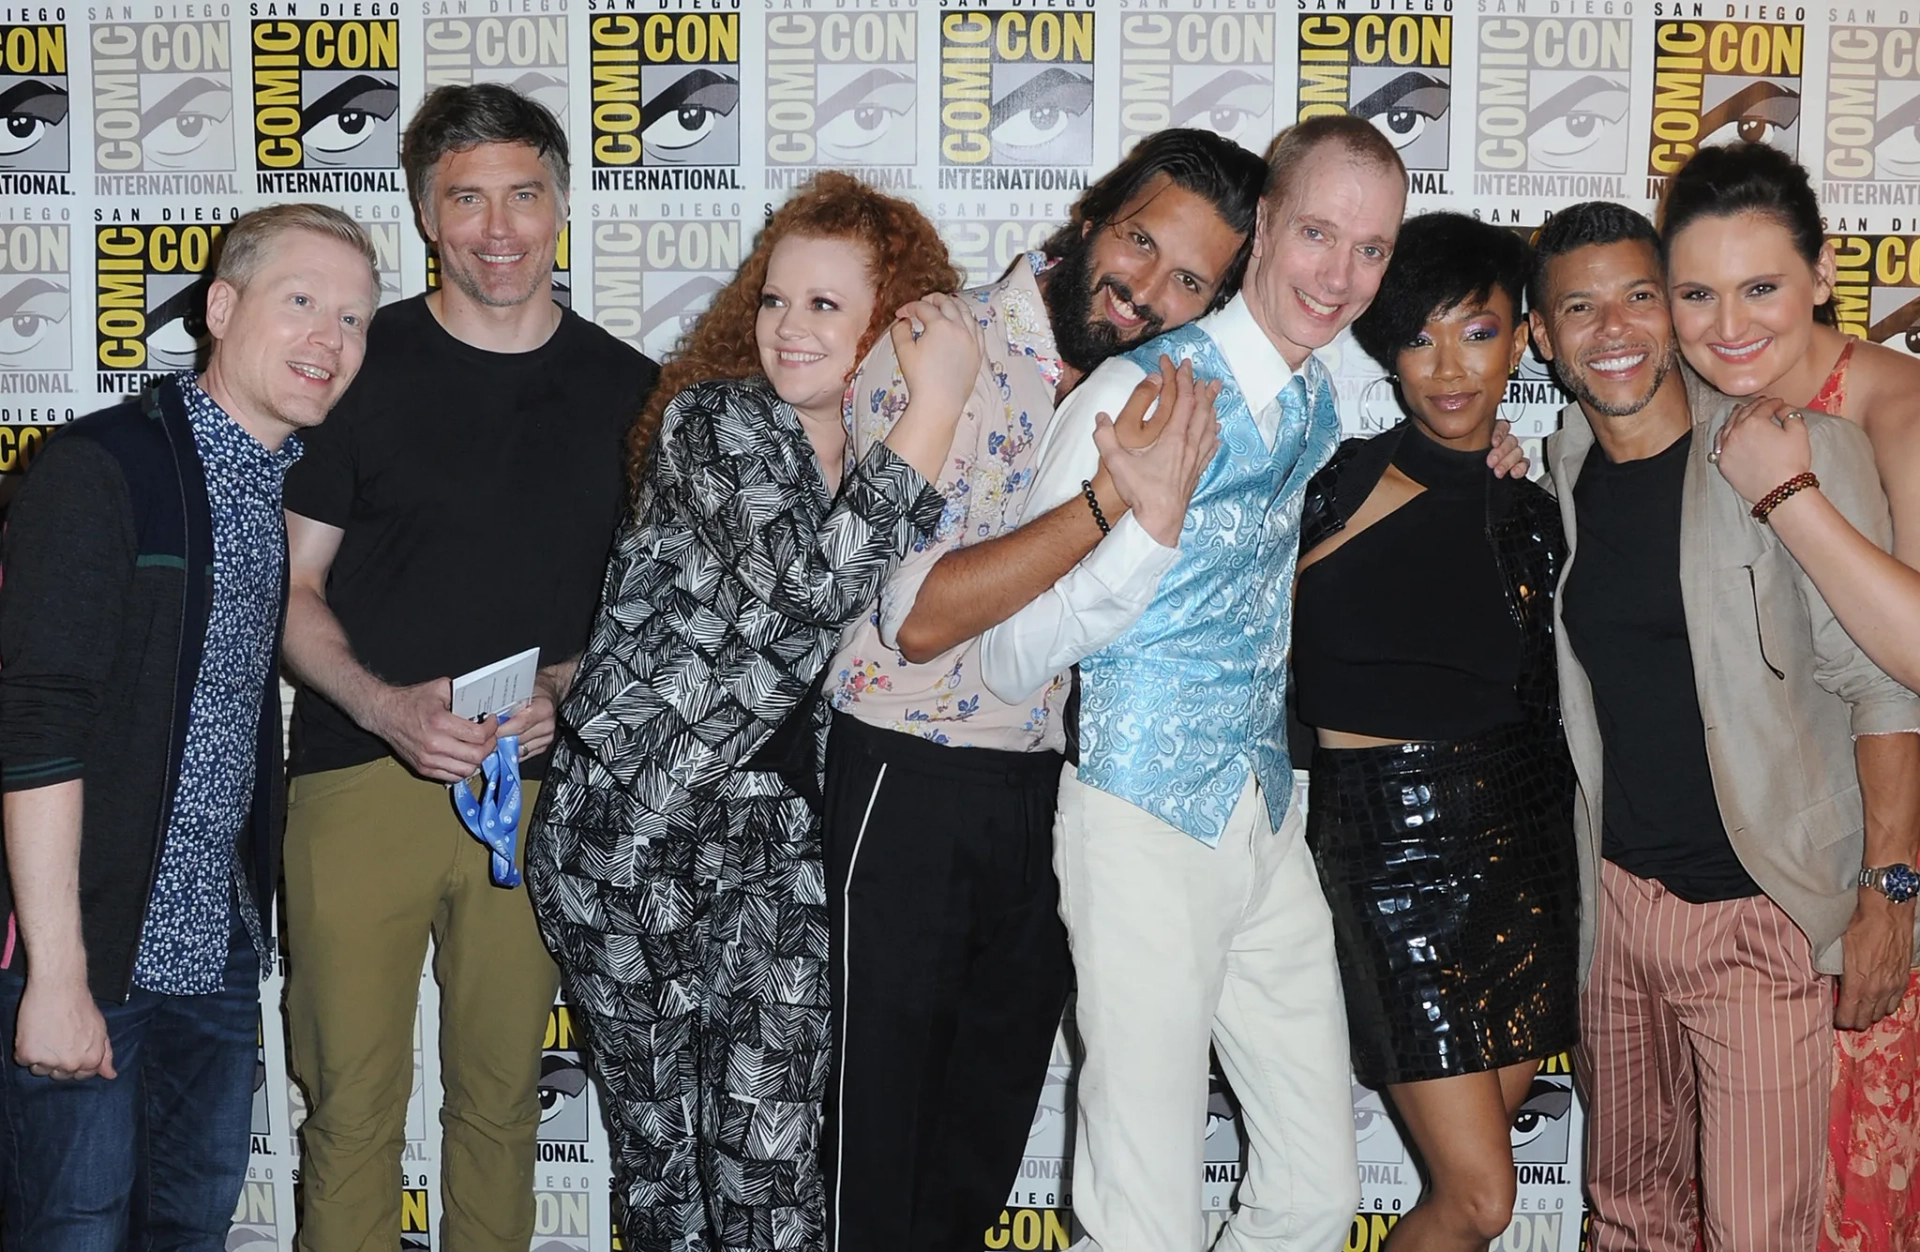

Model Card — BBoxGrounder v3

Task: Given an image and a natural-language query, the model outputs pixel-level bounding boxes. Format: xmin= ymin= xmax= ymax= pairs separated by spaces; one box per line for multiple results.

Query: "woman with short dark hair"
xmin=1294 ymin=211 xmax=1579 ymax=1251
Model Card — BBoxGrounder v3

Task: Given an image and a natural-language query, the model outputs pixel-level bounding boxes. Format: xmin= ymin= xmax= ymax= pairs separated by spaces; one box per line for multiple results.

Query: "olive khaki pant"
xmin=284 ymin=756 xmax=559 ymax=1252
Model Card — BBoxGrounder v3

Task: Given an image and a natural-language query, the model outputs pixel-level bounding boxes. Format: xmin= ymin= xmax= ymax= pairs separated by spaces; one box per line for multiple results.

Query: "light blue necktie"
xmin=1275 ymin=374 xmax=1312 ymax=454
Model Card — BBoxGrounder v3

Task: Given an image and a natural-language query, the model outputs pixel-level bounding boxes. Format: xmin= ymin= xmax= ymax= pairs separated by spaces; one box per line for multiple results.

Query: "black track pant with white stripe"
xmin=821 ymin=712 xmax=1073 ymax=1252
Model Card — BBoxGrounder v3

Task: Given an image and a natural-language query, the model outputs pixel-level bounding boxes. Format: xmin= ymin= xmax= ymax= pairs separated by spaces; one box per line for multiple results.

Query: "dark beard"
xmin=1042 ymin=235 xmax=1166 ymax=374
xmin=1559 ymin=338 xmax=1679 ymax=418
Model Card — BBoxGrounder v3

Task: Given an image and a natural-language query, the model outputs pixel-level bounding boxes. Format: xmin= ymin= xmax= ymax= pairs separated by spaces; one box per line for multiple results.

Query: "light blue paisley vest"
xmin=1075 ymin=322 xmax=1341 ymax=845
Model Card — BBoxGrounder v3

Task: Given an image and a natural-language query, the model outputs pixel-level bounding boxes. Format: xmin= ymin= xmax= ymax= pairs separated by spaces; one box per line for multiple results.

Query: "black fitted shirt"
xmin=1561 ymin=428 xmax=1761 ymax=902
xmin=1293 ymin=424 xmax=1524 ymax=741
xmin=283 ymin=296 xmax=659 ymax=778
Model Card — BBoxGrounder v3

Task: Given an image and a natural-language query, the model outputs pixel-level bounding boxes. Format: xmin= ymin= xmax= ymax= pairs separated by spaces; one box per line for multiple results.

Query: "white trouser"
xmin=1056 ymin=768 xmax=1358 ymax=1252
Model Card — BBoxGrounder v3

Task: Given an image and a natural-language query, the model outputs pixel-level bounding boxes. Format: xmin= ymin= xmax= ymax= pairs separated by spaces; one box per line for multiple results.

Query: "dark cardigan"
xmin=0 ymin=382 xmax=287 ymax=1001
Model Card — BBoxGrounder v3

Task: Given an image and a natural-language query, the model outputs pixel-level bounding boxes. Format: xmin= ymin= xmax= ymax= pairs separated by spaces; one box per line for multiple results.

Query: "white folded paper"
xmin=450 ymin=646 xmax=541 ymax=722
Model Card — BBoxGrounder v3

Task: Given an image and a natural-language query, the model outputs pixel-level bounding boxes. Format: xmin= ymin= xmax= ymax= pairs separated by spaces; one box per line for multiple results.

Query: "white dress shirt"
xmin=979 ymin=294 xmax=1310 ymax=704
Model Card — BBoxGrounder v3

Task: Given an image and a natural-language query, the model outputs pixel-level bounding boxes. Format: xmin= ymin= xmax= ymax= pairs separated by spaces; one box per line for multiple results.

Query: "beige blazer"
xmin=1547 ymin=369 xmax=1920 ymax=981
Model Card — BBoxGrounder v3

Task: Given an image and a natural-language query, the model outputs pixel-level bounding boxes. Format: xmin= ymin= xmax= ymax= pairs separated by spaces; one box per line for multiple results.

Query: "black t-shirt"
xmin=1562 ymin=428 xmax=1761 ymax=902
xmin=283 ymin=295 xmax=659 ymax=778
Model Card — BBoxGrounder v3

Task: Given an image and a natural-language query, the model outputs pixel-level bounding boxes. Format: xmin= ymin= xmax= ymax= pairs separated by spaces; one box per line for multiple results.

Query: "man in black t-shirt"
xmin=279 ymin=85 xmax=658 ymax=1252
xmin=1529 ymin=202 xmax=1920 ymax=1252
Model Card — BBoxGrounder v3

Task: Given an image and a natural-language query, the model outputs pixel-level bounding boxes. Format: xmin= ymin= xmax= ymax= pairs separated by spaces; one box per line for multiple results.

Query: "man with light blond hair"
xmin=0 ymin=202 xmax=378 ymax=1251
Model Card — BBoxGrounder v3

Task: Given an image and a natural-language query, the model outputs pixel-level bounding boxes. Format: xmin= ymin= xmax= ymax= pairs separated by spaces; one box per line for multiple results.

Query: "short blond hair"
xmin=214 ymin=203 xmax=379 ymax=294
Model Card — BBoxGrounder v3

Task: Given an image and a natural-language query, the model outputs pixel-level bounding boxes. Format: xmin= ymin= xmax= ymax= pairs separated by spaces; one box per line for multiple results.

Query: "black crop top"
xmin=1293 ymin=425 xmax=1524 ymax=741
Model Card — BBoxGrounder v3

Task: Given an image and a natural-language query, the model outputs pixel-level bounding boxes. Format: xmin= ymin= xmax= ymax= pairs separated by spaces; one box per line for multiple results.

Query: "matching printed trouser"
xmin=531 ymin=775 xmax=833 ymax=1252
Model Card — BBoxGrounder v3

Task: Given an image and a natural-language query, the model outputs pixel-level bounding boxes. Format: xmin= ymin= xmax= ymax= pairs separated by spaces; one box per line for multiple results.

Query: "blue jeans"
xmin=0 ymin=912 xmax=259 ymax=1252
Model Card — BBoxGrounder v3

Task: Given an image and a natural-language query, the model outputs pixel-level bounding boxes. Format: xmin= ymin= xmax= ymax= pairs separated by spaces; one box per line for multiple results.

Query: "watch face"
xmin=1885 ymin=864 xmax=1920 ymax=904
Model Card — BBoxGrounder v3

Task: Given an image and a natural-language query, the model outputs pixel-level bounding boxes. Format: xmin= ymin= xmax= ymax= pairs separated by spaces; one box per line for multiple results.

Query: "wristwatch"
xmin=1859 ymin=864 xmax=1920 ymax=904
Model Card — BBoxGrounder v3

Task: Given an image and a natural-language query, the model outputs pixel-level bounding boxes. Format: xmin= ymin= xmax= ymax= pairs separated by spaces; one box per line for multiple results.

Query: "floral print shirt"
xmin=826 ymin=253 xmax=1068 ymax=752
xmin=133 ymin=373 xmax=294 ymax=993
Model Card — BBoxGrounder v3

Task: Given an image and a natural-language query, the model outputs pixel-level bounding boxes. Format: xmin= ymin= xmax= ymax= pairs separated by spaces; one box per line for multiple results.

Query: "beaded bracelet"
xmin=1751 ymin=472 xmax=1819 ymax=523
xmin=1081 ymin=479 xmax=1111 ymax=535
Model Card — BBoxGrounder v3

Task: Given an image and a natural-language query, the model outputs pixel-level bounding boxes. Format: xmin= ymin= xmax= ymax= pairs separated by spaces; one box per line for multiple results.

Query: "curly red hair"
xmin=626 ymin=172 xmax=963 ymax=495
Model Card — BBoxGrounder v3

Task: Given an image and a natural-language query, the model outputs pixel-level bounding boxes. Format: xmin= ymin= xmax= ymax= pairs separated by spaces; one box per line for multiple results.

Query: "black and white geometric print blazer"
xmin=542 ymin=376 xmax=943 ymax=876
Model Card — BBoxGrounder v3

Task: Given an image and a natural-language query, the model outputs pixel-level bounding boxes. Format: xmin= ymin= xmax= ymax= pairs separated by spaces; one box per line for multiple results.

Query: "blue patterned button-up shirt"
xmin=132 ymin=373 xmax=298 ymax=994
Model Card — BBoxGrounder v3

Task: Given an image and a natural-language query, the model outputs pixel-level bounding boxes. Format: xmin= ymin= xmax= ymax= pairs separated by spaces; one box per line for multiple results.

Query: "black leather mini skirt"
xmin=1308 ymin=723 xmax=1579 ymax=1087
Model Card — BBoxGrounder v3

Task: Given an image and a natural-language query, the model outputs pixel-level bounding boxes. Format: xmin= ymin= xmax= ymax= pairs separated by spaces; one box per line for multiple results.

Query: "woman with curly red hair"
xmin=526 ymin=172 xmax=974 ymax=1252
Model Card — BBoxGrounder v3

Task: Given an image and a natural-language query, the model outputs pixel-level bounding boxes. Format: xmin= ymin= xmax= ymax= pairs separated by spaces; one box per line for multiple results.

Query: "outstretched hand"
xmin=1092 ymin=355 xmax=1223 ymax=547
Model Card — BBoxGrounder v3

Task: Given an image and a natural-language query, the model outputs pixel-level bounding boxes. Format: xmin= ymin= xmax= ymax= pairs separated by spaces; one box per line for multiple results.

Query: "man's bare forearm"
xmin=3 ymin=781 xmax=88 ymax=988
xmin=282 ymin=583 xmax=391 ymax=734
xmin=1858 ymin=731 xmax=1920 ymax=873
xmin=895 ymin=486 xmax=1119 ymax=663
xmin=538 ymin=655 xmax=580 ymax=703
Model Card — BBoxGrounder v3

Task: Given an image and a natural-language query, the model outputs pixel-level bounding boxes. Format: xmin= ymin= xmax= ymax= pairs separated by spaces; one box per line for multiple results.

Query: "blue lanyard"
xmin=451 ymin=728 xmax=523 ymax=888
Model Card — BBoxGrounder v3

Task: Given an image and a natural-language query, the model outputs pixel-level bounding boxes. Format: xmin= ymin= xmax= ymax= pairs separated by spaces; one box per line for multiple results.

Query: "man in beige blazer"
xmin=1528 ymin=201 xmax=1920 ymax=1252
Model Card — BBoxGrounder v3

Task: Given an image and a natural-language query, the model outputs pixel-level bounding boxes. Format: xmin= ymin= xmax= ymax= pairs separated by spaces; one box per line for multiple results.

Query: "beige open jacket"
xmin=1547 ymin=369 xmax=1920 ymax=982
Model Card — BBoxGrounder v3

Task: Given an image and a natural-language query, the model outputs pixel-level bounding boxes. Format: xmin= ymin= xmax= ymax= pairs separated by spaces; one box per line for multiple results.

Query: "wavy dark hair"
xmin=1039 ymin=127 xmax=1269 ymax=314
xmin=626 ymin=172 xmax=962 ymax=495
xmin=1351 ymin=212 xmax=1531 ymax=373
xmin=1659 ymin=142 xmax=1836 ymax=325
xmin=402 ymin=83 xmax=570 ymax=223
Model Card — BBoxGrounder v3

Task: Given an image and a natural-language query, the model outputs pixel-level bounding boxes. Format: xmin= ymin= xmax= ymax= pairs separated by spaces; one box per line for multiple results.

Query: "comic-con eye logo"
xmin=1299 ymin=15 xmax=1452 ymax=171
xmin=940 ymin=12 xmax=1094 ymax=177
xmin=0 ymin=26 xmax=69 ymax=174
xmin=537 ymin=1004 xmax=590 ymax=1146
xmin=1649 ymin=21 xmax=1803 ymax=176
xmin=1120 ymin=15 xmax=1275 ymax=157
xmin=1510 ymin=1075 xmax=1575 ymax=1164
xmin=0 ymin=224 xmax=70 ymax=373
xmin=1824 ymin=27 xmax=1920 ymax=187
xmin=1476 ymin=19 xmax=1631 ymax=174
xmin=588 ymin=14 xmax=739 ymax=168
xmin=1832 ymin=235 xmax=1920 ymax=357
xmin=95 ymin=224 xmax=221 ymax=389
xmin=92 ymin=24 xmax=233 ymax=174
xmin=590 ymin=216 xmax=740 ymax=360
xmin=1351 ymin=1081 xmax=1408 ymax=1166
xmin=764 ymin=12 xmax=917 ymax=183
xmin=424 ymin=17 xmax=568 ymax=130
xmin=251 ymin=21 xmax=400 ymax=171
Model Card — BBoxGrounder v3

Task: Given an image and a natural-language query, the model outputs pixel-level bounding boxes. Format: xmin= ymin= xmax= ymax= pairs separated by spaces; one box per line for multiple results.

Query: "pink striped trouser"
xmin=1577 ymin=858 xmax=1835 ymax=1252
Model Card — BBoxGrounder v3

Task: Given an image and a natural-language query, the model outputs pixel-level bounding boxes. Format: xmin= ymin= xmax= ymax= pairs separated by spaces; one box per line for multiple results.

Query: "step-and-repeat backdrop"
xmin=3 ymin=0 xmax=1917 ymax=1246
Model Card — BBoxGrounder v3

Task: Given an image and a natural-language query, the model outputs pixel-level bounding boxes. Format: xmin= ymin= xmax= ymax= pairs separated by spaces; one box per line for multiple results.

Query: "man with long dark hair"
xmin=820 ymin=128 xmax=1265 ymax=1252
